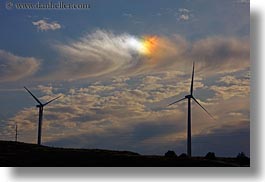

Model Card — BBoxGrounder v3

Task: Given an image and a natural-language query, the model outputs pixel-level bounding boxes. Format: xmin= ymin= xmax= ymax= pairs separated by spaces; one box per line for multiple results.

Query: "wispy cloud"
xmin=0 ymin=29 xmax=249 ymax=83
xmin=0 ymin=50 xmax=40 ymax=82
xmin=51 ymin=30 xmax=179 ymax=80
xmin=236 ymin=0 xmax=250 ymax=4
xmin=190 ymin=37 xmax=250 ymax=74
xmin=47 ymin=30 xmax=249 ymax=81
xmin=32 ymin=19 xmax=61 ymax=31
xmin=122 ymin=13 xmax=133 ymax=18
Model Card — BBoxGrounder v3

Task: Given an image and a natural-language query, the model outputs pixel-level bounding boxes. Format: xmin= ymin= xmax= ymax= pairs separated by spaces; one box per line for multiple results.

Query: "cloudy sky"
xmin=0 ymin=0 xmax=250 ymax=157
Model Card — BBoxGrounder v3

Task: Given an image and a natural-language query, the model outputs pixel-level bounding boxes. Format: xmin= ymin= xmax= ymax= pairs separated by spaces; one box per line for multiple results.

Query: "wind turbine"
xmin=24 ymin=87 xmax=61 ymax=145
xmin=168 ymin=62 xmax=214 ymax=157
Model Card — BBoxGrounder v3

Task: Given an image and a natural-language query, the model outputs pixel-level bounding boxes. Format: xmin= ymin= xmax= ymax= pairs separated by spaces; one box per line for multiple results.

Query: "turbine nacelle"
xmin=185 ymin=95 xmax=192 ymax=99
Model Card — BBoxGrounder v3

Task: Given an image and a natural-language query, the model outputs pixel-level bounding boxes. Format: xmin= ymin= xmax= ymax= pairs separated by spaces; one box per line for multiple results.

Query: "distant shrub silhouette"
xmin=178 ymin=153 xmax=188 ymax=158
xmin=236 ymin=152 xmax=247 ymax=159
xmin=236 ymin=152 xmax=250 ymax=166
xmin=205 ymin=152 xmax=216 ymax=159
xmin=165 ymin=150 xmax=177 ymax=157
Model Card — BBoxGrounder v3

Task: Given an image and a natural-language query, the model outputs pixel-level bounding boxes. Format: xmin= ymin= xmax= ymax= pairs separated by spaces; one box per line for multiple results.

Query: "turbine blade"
xmin=192 ymin=97 xmax=215 ymax=120
xmin=168 ymin=97 xmax=186 ymax=106
xmin=43 ymin=95 xmax=61 ymax=106
xmin=24 ymin=87 xmax=42 ymax=105
xmin=190 ymin=62 xmax=195 ymax=95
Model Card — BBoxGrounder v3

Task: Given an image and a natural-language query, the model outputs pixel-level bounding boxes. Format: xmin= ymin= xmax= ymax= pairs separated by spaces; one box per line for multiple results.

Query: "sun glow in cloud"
xmin=127 ymin=36 xmax=158 ymax=56
xmin=142 ymin=36 xmax=158 ymax=55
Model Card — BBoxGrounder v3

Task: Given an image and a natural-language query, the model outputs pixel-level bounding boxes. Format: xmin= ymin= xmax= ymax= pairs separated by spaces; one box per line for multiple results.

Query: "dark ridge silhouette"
xmin=164 ymin=150 xmax=177 ymax=158
xmin=179 ymin=153 xmax=188 ymax=159
xmin=205 ymin=152 xmax=216 ymax=160
xmin=0 ymin=141 xmax=249 ymax=167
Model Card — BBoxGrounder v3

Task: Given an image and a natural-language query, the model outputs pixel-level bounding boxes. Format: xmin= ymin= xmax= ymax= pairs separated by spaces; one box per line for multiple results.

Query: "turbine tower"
xmin=168 ymin=62 xmax=214 ymax=157
xmin=24 ymin=87 xmax=61 ymax=145
xmin=15 ymin=123 xmax=18 ymax=142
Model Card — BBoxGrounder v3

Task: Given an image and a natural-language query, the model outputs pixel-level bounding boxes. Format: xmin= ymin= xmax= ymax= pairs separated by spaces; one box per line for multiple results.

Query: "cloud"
xmin=54 ymin=30 xmax=143 ymax=80
xmin=189 ymin=37 xmax=250 ymax=75
xmin=236 ymin=0 xmax=250 ymax=4
xmin=179 ymin=14 xmax=189 ymax=21
xmin=32 ymin=19 xmax=61 ymax=31
xmin=210 ymin=74 xmax=250 ymax=100
xmin=0 ymin=50 xmax=40 ymax=82
xmin=51 ymin=30 xmax=180 ymax=80
xmin=122 ymin=13 xmax=133 ymax=18
xmin=3 ymin=69 xmax=249 ymax=155
xmin=37 ymin=85 xmax=57 ymax=95
xmin=177 ymin=8 xmax=192 ymax=21
xmin=3 ymin=76 xmax=186 ymax=143
xmin=178 ymin=8 xmax=190 ymax=14
xmin=46 ymin=30 xmax=249 ymax=81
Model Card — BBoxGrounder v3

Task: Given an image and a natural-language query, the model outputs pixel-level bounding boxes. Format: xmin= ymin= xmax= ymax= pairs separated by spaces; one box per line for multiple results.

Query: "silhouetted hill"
xmin=0 ymin=140 xmax=249 ymax=167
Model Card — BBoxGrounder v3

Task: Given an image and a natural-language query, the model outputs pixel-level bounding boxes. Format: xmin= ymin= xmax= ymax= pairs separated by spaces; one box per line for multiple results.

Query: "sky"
xmin=0 ymin=0 xmax=250 ymax=157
